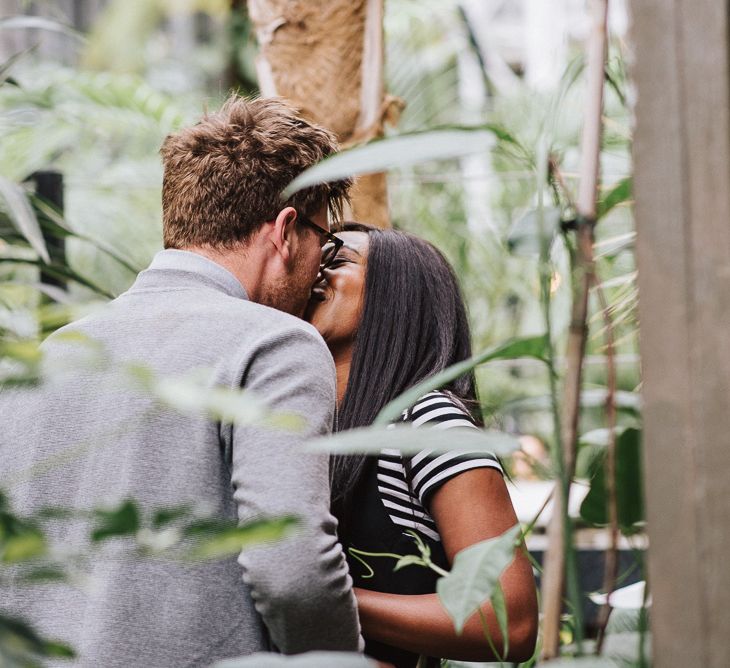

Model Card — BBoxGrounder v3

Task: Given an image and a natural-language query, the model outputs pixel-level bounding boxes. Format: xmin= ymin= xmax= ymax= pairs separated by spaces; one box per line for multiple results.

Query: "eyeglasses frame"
xmin=296 ymin=214 xmax=344 ymax=269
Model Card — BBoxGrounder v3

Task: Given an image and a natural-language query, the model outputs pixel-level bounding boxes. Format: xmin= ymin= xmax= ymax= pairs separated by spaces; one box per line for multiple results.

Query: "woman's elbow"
xmin=462 ymin=598 xmax=538 ymax=663
xmin=503 ymin=579 xmax=539 ymax=662
xmin=505 ymin=606 xmax=539 ymax=663
xmin=503 ymin=557 xmax=539 ymax=662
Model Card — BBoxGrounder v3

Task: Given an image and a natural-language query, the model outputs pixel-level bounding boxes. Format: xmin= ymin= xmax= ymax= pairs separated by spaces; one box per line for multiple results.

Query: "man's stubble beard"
xmin=260 ymin=263 xmax=314 ymax=318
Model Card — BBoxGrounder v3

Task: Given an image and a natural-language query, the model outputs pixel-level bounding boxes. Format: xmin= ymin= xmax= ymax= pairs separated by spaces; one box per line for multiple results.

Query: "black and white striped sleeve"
xmin=406 ymin=391 xmax=503 ymax=507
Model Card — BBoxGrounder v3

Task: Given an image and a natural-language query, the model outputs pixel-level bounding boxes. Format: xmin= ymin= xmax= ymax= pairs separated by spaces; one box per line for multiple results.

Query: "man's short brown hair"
xmin=160 ymin=95 xmax=351 ymax=249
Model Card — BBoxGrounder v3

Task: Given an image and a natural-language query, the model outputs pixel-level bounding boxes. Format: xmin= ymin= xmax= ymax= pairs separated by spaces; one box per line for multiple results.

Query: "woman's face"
xmin=304 ymin=231 xmax=369 ymax=348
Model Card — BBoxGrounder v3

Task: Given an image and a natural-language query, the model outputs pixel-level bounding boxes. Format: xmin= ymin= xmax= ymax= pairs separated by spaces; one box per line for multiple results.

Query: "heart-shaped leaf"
xmin=436 ymin=524 xmax=520 ymax=634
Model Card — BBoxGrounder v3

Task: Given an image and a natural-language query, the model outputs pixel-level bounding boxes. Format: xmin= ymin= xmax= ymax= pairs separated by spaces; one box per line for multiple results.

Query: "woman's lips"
xmin=310 ymin=285 xmax=328 ymax=302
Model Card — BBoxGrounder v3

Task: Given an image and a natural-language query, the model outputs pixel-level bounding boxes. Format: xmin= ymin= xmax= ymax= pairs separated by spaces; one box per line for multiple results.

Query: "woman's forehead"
xmin=334 ymin=231 xmax=369 ymax=256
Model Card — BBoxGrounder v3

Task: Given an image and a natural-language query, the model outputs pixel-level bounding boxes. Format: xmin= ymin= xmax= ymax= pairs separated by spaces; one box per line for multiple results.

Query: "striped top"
xmin=377 ymin=391 xmax=503 ymax=542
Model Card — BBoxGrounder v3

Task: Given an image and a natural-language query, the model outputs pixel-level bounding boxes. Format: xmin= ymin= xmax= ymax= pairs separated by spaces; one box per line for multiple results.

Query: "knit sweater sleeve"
xmin=226 ymin=323 xmax=363 ymax=654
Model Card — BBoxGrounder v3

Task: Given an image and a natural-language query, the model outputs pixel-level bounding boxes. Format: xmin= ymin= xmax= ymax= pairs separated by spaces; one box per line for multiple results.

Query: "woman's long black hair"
xmin=331 ymin=222 xmax=482 ymax=536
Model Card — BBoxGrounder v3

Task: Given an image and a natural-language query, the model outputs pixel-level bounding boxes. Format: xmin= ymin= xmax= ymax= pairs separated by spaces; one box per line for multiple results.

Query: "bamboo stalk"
xmin=594 ymin=276 xmax=619 ymax=653
xmin=540 ymin=0 xmax=609 ymax=658
xmin=538 ymin=141 xmax=568 ymax=659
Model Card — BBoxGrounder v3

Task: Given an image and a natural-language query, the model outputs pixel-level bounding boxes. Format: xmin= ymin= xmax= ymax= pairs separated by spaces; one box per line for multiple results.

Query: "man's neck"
xmin=183 ymin=243 xmax=264 ymax=303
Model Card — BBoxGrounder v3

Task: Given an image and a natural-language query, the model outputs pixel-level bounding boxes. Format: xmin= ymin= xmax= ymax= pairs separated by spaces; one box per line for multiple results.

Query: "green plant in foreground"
xmin=0 ymin=489 xmax=298 ymax=667
xmin=1 ymin=7 xmax=645 ymax=663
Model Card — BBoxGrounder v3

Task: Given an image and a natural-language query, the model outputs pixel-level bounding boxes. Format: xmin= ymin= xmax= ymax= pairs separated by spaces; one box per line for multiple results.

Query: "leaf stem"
xmin=347 ymin=547 xmax=406 ymax=579
xmin=477 ymin=606 xmax=505 ymax=666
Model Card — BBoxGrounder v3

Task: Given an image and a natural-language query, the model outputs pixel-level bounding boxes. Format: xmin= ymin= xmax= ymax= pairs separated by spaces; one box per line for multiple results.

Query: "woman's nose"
xmin=314 ymin=269 xmax=330 ymax=286
xmin=320 ymin=261 xmax=337 ymax=278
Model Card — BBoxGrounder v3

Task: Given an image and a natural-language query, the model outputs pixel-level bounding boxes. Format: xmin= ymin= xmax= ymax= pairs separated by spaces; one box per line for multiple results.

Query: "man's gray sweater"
xmin=0 ymin=250 xmax=362 ymax=666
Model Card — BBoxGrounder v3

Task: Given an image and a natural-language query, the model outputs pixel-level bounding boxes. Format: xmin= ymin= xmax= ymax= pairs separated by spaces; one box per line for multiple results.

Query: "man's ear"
xmin=270 ymin=206 xmax=298 ymax=263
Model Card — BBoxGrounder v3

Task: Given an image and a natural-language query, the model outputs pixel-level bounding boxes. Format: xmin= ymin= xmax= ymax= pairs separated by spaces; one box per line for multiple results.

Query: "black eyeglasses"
xmin=297 ymin=215 xmax=344 ymax=269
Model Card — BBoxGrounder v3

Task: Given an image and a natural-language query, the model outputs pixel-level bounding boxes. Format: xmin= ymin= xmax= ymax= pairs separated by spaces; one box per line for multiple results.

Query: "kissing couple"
xmin=1 ymin=95 xmax=536 ymax=668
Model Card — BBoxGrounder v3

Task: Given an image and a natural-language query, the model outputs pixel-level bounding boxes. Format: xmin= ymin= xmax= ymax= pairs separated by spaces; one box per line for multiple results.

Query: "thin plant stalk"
xmin=638 ymin=573 xmax=650 ymax=668
xmin=593 ymin=276 xmax=619 ymax=653
xmin=535 ymin=139 xmax=580 ymax=658
xmin=549 ymin=154 xmax=577 ymax=215
xmin=540 ymin=0 xmax=609 ymax=658
xmin=523 ymin=485 xmax=554 ymax=541
xmin=543 ymin=156 xmax=587 ymax=661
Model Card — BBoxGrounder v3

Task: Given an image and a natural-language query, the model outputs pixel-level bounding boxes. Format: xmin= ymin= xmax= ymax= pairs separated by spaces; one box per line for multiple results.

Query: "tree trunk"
xmin=248 ymin=0 xmax=395 ymax=228
xmin=632 ymin=0 xmax=730 ymax=665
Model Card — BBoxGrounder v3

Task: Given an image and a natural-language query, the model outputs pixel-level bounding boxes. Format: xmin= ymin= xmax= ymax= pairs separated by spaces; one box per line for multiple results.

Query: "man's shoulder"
xmin=238 ymin=303 xmax=331 ymax=364
xmin=115 ymin=284 xmax=323 ymax=340
xmin=243 ymin=300 xmax=322 ymax=339
xmin=43 ymin=291 xmax=329 ymax=369
xmin=203 ymin=296 xmax=326 ymax=352
xmin=161 ymin=294 xmax=332 ymax=374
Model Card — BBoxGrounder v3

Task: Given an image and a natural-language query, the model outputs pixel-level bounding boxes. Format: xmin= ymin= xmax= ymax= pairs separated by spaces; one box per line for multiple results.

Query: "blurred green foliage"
xmin=0 ymin=0 xmax=640 ymax=512
xmin=1 ymin=2 xmax=638 ymax=444
xmin=0 ymin=1 xmax=644 ymax=664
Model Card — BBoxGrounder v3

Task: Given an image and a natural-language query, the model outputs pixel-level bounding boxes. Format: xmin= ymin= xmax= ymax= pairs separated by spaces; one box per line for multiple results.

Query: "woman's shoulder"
xmin=404 ymin=390 xmax=477 ymax=428
xmin=397 ymin=390 xmax=503 ymax=506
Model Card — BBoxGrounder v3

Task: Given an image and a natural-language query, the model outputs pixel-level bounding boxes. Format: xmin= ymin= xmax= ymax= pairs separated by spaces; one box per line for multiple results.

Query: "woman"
xmin=305 ymin=223 xmax=538 ymax=667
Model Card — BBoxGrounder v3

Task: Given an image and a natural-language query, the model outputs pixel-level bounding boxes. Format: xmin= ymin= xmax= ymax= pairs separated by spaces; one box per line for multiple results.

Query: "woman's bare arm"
xmin=355 ymin=468 xmax=538 ymax=662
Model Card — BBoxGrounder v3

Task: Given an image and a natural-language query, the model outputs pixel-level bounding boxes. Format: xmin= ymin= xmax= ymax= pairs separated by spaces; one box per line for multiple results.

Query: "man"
xmin=1 ymin=96 xmax=363 ymax=666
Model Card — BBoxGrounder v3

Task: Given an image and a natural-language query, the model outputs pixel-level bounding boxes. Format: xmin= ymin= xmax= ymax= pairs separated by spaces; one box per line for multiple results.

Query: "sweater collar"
xmin=128 ymin=249 xmax=248 ymax=300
